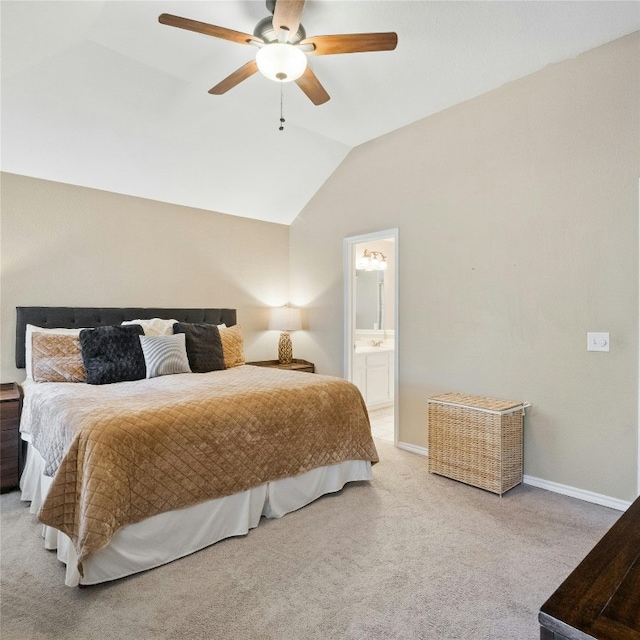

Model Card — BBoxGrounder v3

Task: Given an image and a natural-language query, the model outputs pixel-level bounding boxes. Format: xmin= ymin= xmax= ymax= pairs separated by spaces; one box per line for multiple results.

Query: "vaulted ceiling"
xmin=1 ymin=1 xmax=638 ymax=224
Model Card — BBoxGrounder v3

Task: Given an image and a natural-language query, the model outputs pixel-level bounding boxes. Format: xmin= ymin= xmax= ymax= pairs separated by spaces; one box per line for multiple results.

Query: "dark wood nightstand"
xmin=247 ymin=359 xmax=315 ymax=373
xmin=539 ymin=494 xmax=640 ymax=639
xmin=1 ymin=382 xmax=23 ymax=493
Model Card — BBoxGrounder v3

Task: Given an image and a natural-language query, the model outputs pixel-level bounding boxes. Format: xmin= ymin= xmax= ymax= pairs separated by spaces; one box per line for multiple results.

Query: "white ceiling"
xmin=1 ymin=1 xmax=638 ymax=224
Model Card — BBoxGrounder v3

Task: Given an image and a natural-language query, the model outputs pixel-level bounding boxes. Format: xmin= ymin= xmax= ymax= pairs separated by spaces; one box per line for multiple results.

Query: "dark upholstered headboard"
xmin=15 ymin=307 xmax=237 ymax=369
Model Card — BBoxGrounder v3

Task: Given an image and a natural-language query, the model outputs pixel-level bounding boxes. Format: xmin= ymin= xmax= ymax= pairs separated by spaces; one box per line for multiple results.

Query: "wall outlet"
xmin=587 ymin=332 xmax=610 ymax=352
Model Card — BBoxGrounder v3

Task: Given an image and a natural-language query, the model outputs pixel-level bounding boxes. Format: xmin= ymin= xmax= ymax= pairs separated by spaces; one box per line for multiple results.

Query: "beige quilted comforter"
xmin=22 ymin=365 xmax=378 ymax=571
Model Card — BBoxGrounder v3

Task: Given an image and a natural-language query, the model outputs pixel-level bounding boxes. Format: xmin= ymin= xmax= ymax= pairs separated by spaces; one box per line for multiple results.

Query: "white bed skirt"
xmin=20 ymin=442 xmax=372 ymax=587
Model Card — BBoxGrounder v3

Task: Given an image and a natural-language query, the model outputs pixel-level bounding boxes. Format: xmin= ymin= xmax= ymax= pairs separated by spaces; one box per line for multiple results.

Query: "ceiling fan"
xmin=158 ymin=0 xmax=398 ymax=106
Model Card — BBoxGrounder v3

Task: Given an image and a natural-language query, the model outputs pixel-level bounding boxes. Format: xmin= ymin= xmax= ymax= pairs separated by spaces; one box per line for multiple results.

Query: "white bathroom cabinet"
xmin=353 ymin=349 xmax=394 ymax=409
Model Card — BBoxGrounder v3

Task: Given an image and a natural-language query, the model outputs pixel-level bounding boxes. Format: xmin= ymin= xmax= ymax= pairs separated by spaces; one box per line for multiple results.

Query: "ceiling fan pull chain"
xmin=279 ymin=83 xmax=285 ymax=131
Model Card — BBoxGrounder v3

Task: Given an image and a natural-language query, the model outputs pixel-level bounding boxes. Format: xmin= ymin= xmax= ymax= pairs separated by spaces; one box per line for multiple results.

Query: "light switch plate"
xmin=587 ymin=332 xmax=610 ymax=352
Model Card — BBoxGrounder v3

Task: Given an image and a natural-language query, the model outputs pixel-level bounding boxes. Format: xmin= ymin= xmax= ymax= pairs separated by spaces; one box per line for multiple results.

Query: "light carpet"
xmin=0 ymin=439 xmax=619 ymax=640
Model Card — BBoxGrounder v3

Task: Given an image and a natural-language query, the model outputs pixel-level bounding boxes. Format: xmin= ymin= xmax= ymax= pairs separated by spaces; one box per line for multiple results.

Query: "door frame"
xmin=344 ymin=228 xmax=399 ymax=443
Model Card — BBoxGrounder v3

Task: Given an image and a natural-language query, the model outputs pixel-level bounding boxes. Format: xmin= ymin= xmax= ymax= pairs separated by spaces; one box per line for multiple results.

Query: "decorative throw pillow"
xmin=32 ymin=332 xmax=86 ymax=383
xmin=25 ymin=325 xmax=83 ymax=379
xmin=80 ymin=325 xmax=146 ymax=385
xmin=172 ymin=323 xmax=225 ymax=373
xmin=219 ymin=325 xmax=245 ymax=368
xmin=139 ymin=333 xmax=191 ymax=379
xmin=122 ymin=318 xmax=178 ymax=337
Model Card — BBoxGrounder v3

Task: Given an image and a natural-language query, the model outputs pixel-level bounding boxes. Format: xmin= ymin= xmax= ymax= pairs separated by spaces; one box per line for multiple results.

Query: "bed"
xmin=16 ymin=307 xmax=378 ymax=587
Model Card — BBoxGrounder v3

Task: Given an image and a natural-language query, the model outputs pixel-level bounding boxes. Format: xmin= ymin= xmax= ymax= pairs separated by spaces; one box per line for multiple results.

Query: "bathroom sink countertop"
xmin=355 ymin=345 xmax=395 ymax=354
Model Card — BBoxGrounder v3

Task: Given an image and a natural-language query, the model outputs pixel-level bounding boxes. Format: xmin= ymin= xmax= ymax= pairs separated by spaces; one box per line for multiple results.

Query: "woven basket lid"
xmin=428 ymin=393 xmax=523 ymax=412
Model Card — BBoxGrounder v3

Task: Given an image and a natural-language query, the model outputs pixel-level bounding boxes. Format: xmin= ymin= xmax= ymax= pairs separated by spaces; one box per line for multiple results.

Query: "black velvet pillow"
xmin=79 ymin=325 xmax=146 ymax=385
xmin=172 ymin=323 xmax=225 ymax=373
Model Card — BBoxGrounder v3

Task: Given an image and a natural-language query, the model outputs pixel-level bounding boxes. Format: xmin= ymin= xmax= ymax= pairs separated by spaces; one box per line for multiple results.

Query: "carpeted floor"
xmin=1 ymin=439 xmax=619 ymax=640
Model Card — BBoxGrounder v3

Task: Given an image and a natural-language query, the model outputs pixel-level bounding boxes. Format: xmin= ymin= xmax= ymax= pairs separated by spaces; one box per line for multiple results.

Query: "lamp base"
xmin=278 ymin=331 xmax=293 ymax=365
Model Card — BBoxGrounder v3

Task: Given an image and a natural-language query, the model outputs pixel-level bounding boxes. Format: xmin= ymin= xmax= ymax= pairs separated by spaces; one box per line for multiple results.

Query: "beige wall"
xmin=1 ymin=173 xmax=290 ymax=382
xmin=290 ymin=33 xmax=640 ymax=502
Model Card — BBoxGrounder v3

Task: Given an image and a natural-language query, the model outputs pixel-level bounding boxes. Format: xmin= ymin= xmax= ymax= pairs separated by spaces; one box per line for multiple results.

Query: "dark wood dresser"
xmin=539 ymin=495 xmax=640 ymax=640
xmin=1 ymin=382 xmax=23 ymax=492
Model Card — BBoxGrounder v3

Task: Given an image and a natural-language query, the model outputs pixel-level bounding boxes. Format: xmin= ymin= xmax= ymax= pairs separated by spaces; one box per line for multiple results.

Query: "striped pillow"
xmin=139 ymin=333 xmax=192 ymax=379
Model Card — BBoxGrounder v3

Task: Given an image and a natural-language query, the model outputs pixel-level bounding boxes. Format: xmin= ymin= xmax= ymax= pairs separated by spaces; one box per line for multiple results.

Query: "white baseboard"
xmin=393 ymin=443 xmax=631 ymax=511
xmin=523 ymin=475 xmax=631 ymax=512
xmin=396 ymin=441 xmax=428 ymax=457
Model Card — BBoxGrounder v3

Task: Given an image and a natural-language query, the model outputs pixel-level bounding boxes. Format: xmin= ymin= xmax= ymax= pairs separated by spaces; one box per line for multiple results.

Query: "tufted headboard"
xmin=15 ymin=307 xmax=237 ymax=369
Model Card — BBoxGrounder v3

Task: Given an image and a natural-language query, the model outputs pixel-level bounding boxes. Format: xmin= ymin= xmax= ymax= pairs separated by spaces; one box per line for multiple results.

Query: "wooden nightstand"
xmin=247 ymin=359 xmax=315 ymax=373
xmin=539 ymin=495 xmax=640 ymax=639
xmin=1 ymin=382 xmax=23 ymax=493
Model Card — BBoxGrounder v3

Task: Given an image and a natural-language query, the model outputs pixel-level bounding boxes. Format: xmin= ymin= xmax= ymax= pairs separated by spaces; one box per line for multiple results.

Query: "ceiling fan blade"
xmin=302 ymin=32 xmax=398 ymax=55
xmin=295 ymin=66 xmax=330 ymax=105
xmin=272 ymin=0 xmax=305 ymax=41
xmin=208 ymin=60 xmax=259 ymax=95
xmin=159 ymin=14 xmax=260 ymax=46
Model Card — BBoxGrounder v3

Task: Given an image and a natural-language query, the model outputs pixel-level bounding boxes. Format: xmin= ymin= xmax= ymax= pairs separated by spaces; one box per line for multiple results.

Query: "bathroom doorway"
xmin=344 ymin=229 xmax=398 ymax=444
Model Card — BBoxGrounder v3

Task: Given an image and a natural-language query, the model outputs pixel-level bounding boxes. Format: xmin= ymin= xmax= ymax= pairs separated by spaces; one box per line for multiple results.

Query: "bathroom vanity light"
xmin=356 ymin=249 xmax=388 ymax=271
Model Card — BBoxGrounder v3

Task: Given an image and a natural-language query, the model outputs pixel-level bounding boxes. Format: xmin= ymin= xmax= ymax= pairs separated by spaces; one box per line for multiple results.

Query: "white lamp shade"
xmin=256 ymin=43 xmax=307 ymax=82
xmin=269 ymin=306 xmax=302 ymax=331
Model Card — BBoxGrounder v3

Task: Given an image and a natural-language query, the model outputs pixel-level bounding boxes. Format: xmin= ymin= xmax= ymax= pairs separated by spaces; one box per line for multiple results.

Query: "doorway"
xmin=344 ymin=229 xmax=398 ymax=444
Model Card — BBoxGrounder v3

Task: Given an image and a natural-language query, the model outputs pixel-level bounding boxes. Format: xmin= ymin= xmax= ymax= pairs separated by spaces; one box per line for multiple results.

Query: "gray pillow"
xmin=172 ymin=322 xmax=225 ymax=373
xmin=140 ymin=333 xmax=191 ymax=378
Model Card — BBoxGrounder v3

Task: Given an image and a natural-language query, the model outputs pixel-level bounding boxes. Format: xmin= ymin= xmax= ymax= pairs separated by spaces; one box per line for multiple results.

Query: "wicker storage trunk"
xmin=428 ymin=393 xmax=525 ymax=495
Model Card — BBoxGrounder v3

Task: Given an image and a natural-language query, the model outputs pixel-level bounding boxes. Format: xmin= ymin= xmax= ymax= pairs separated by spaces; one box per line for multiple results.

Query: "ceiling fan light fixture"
xmin=256 ymin=43 xmax=307 ymax=82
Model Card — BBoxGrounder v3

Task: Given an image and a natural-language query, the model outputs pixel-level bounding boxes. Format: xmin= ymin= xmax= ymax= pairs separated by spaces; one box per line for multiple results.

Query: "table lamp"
xmin=269 ymin=306 xmax=302 ymax=365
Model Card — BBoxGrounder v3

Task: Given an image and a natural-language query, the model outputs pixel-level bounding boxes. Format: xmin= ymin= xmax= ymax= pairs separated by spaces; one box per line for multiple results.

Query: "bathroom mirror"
xmin=356 ymin=269 xmax=385 ymax=330
xmin=354 ymin=238 xmax=395 ymax=332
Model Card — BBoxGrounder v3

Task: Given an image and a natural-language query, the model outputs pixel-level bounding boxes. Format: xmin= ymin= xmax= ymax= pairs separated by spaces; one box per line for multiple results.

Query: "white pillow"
xmin=25 ymin=324 xmax=83 ymax=380
xmin=122 ymin=318 xmax=178 ymax=337
xmin=139 ymin=333 xmax=191 ymax=378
